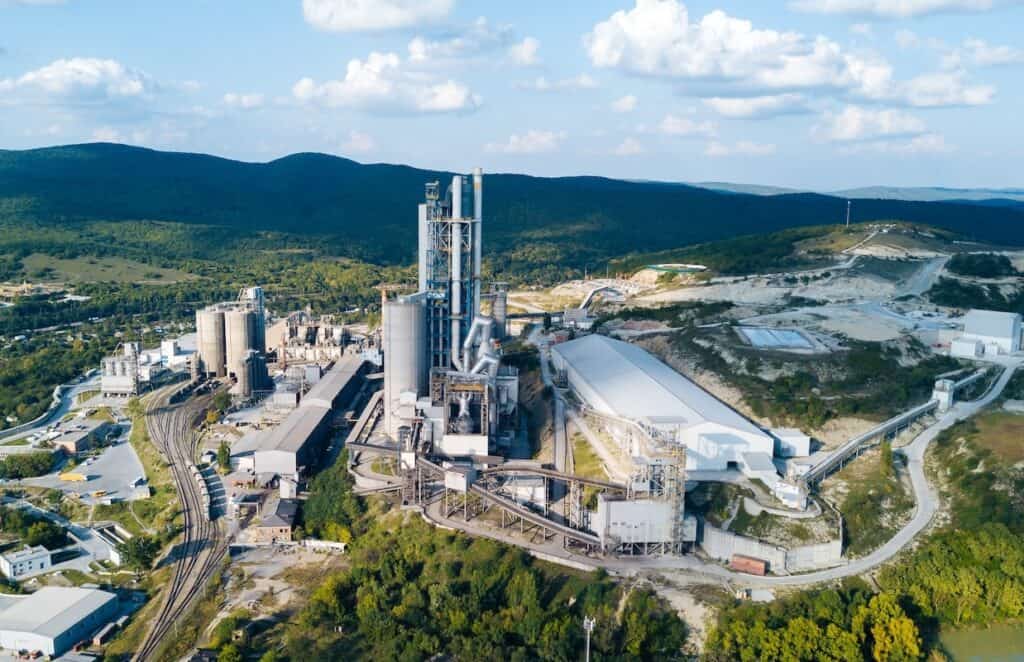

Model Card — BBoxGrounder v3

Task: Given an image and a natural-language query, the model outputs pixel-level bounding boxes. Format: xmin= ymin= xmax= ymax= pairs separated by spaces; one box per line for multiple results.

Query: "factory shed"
xmin=551 ymin=335 xmax=776 ymax=472
xmin=957 ymin=309 xmax=1022 ymax=356
xmin=252 ymin=356 xmax=367 ymax=479
xmin=0 ymin=586 xmax=118 ymax=657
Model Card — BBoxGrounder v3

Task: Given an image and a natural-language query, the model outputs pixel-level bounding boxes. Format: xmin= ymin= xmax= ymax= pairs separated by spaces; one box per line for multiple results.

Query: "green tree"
xmin=217 ymin=440 xmax=231 ymax=473
xmin=217 ymin=644 xmax=243 ymax=662
xmin=118 ymin=534 xmax=160 ymax=571
xmin=125 ymin=397 xmax=144 ymax=420
xmin=212 ymin=390 xmax=232 ymax=413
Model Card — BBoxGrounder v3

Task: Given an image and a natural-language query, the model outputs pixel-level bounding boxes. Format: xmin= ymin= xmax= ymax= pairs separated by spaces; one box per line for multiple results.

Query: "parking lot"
xmin=24 ymin=435 xmax=148 ymax=504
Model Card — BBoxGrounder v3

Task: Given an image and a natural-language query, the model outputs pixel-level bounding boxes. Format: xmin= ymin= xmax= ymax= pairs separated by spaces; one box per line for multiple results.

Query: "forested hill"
xmin=1 ymin=143 xmax=1023 ymax=266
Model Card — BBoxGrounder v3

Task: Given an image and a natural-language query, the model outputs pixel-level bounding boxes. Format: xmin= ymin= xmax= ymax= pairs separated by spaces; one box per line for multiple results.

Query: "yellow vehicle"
xmin=59 ymin=472 xmax=87 ymax=482
xmin=91 ymin=490 xmax=106 ymax=498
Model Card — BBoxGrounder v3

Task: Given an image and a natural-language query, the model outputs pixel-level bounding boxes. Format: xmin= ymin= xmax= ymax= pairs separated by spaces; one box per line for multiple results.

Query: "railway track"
xmin=132 ymin=384 xmax=227 ymax=661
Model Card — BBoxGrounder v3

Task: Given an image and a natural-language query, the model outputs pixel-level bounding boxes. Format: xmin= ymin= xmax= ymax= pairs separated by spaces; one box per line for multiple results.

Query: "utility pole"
xmin=845 ymin=200 xmax=851 ymax=228
xmin=583 ymin=616 xmax=596 ymax=662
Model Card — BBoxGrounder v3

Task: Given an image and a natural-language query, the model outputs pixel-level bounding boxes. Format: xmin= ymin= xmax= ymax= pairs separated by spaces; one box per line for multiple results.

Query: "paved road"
xmin=0 ymin=375 xmax=100 ymax=445
xmin=637 ymin=359 xmax=1020 ymax=587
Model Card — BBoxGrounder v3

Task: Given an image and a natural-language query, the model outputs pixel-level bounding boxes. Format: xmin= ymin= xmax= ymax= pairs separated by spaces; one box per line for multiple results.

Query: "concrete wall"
xmin=700 ymin=523 xmax=844 ymax=574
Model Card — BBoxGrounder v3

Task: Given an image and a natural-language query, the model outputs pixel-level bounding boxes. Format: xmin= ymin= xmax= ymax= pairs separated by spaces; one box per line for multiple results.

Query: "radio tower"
xmin=845 ymin=200 xmax=851 ymax=228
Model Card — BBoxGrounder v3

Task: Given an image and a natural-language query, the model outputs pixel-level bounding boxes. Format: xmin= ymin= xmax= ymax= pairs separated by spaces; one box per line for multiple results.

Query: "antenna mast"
xmin=845 ymin=200 xmax=851 ymax=228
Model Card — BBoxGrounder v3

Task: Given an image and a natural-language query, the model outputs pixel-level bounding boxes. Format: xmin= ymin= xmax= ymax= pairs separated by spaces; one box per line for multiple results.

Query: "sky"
xmin=1 ymin=0 xmax=1022 ymax=189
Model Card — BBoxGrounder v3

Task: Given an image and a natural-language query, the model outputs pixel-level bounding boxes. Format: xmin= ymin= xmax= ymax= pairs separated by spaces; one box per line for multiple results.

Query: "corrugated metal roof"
xmin=964 ymin=309 xmax=1021 ymax=339
xmin=301 ymin=355 xmax=365 ymax=410
xmin=553 ymin=334 xmax=768 ymax=438
xmin=0 ymin=587 xmax=115 ymax=638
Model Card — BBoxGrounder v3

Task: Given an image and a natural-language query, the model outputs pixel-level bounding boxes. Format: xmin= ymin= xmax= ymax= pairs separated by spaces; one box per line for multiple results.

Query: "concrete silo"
xmin=196 ymin=308 xmax=227 ymax=378
xmin=383 ymin=298 xmax=426 ymax=438
xmin=225 ymin=308 xmax=257 ymax=379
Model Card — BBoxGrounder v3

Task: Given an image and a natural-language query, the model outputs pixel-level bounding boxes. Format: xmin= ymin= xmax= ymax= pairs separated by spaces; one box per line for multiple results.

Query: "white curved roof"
xmin=552 ymin=334 xmax=769 ymax=439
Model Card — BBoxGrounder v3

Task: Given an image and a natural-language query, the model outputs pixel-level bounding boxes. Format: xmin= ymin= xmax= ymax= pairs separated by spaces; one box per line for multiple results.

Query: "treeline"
xmin=927 ymin=277 xmax=1024 ymax=314
xmin=0 ymin=504 xmax=66 ymax=549
xmin=0 ymin=451 xmax=55 ymax=479
xmin=0 ymin=337 xmax=109 ymax=431
xmin=277 ymin=520 xmax=688 ymax=660
xmin=946 ymin=252 xmax=1018 ymax=278
xmin=299 ymin=450 xmax=365 ymax=543
xmin=706 ymin=582 xmax=921 ymax=661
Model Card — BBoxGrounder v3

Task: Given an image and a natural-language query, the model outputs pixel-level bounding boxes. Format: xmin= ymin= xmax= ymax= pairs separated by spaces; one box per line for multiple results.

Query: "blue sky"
xmin=1 ymin=0 xmax=1022 ymax=189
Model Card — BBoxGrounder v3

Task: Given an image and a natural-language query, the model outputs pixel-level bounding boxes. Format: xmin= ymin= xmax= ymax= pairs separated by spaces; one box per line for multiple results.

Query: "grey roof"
xmin=964 ymin=309 xmax=1021 ymax=339
xmin=301 ymin=355 xmax=365 ymax=410
xmin=741 ymin=452 xmax=776 ymax=472
xmin=0 ymin=587 xmax=116 ymax=638
xmin=553 ymin=334 xmax=769 ymax=439
xmin=256 ymin=355 xmax=365 ymax=455
xmin=256 ymin=406 xmax=331 ymax=454
xmin=259 ymin=499 xmax=298 ymax=528
xmin=1 ymin=545 xmax=49 ymax=563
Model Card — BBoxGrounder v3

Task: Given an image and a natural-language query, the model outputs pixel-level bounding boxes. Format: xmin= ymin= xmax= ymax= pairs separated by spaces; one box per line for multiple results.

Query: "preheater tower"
xmin=418 ymin=168 xmax=484 ymax=372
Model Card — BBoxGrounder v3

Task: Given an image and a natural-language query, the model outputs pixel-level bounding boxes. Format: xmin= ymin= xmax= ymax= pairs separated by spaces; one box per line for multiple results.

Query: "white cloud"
xmin=485 ymin=129 xmax=566 ymax=154
xmin=508 ymin=37 xmax=541 ymax=66
xmin=4 ymin=58 xmax=154 ymax=100
xmin=584 ymin=0 xmax=993 ymax=109
xmin=658 ymin=114 xmax=716 ymax=137
xmin=902 ymin=70 xmax=993 ymax=106
xmin=517 ymin=74 xmax=597 ymax=92
xmin=342 ymin=129 xmax=375 ymax=153
xmin=840 ymin=133 xmax=952 ymax=154
xmin=850 ymin=22 xmax=873 ymax=36
xmin=302 ymin=0 xmax=453 ymax=32
xmin=611 ymin=94 xmax=638 ymax=113
xmin=943 ymin=38 xmax=1024 ymax=68
xmin=612 ymin=137 xmax=644 ymax=155
xmin=585 ymin=1 xmax=885 ymax=95
xmin=293 ymin=51 xmax=480 ymax=113
xmin=702 ymin=94 xmax=808 ymax=119
xmin=789 ymin=0 xmax=1013 ymax=18
xmin=223 ymin=92 xmax=265 ymax=109
xmin=407 ymin=17 xmax=514 ymax=65
xmin=704 ymin=140 xmax=776 ymax=157
xmin=812 ymin=105 xmax=926 ymax=141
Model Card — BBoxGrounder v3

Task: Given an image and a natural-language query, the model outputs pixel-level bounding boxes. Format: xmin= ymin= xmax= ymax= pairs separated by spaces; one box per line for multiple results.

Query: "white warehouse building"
xmin=950 ymin=309 xmax=1022 ymax=358
xmin=0 ymin=587 xmax=118 ymax=657
xmin=551 ymin=335 xmax=778 ymax=478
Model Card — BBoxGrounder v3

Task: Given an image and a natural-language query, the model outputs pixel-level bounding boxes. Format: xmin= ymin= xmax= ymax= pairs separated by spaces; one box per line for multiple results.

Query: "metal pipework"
xmin=472 ymin=167 xmax=483 ymax=319
xmin=450 ymin=219 xmax=463 ymax=371
xmin=461 ymin=314 xmax=494 ymax=372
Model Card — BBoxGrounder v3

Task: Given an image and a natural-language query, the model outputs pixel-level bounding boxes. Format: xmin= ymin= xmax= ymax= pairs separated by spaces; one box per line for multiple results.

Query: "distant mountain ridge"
xmin=1 ymin=143 xmax=1022 ymax=270
xmin=694 ymin=180 xmax=1024 ymax=206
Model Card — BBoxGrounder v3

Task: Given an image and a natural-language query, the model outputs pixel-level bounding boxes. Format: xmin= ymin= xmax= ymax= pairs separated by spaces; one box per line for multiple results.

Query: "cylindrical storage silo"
xmin=235 ymin=351 xmax=253 ymax=398
xmin=196 ymin=308 xmax=226 ymax=377
xmin=225 ymin=309 xmax=256 ymax=379
xmin=383 ymin=299 xmax=426 ymax=438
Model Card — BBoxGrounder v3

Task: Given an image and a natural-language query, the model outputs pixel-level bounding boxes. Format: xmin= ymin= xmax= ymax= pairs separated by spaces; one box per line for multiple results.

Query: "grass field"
xmin=20 ymin=253 xmax=195 ymax=284
xmin=972 ymin=412 xmax=1024 ymax=463
xmin=1 ymin=437 xmax=29 ymax=446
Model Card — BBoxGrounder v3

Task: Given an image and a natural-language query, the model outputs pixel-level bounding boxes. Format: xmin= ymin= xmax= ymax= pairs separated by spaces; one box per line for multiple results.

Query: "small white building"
xmin=0 ymin=586 xmax=117 ymax=657
xmin=771 ymin=428 xmax=812 ymax=458
xmin=0 ymin=546 xmax=50 ymax=579
xmin=951 ymin=309 xmax=1022 ymax=358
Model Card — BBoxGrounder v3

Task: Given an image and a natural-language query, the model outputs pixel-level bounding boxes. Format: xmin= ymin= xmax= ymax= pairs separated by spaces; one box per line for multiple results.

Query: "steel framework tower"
xmin=418 ymin=169 xmax=484 ymax=372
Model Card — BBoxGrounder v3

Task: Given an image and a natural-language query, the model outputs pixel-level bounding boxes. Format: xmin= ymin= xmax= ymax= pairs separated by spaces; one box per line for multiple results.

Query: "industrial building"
xmin=0 ymin=586 xmax=118 ymax=657
xmin=52 ymin=418 xmax=112 ymax=456
xmin=382 ymin=169 xmax=519 ymax=459
xmin=250 ymin=355 xmax=368 ymax=480
xmin=551 ymin=334 xmax=806 ymax=508
xmin=0 ymin=546 xmax=50 ymax=579
xmin=267 ymin=310 xmax=356 ymax=365
xmin=195 ymin=286 xmax=270 ymax=397
xmin=950 ymin=309 xmax=1022 ymax=358
xmin=248 ymin=498 xmax=298 ymax=544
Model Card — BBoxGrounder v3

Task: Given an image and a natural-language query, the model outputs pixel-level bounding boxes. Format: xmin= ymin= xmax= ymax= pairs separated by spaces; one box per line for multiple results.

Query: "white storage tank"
xmin=383 ymin=298 xmax=426 ymax=438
